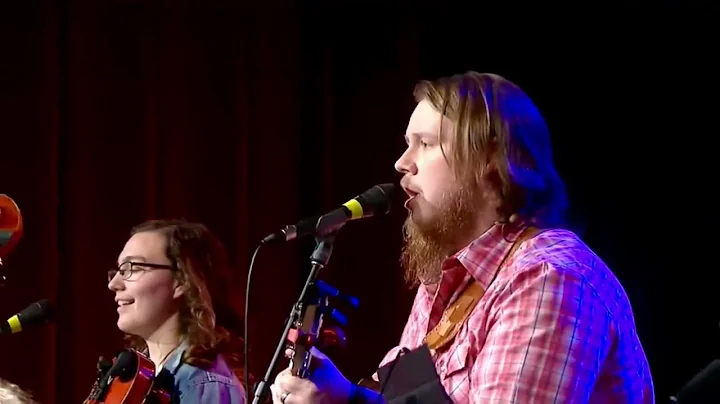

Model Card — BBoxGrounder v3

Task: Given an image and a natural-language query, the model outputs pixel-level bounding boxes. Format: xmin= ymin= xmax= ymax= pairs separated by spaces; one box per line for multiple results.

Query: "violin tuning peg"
xmin=96 ymin=356 xmax=113 ymax=374
xmin=343 ymin=294 xmax=360 ymax=309
xmin=314 ymin=281 xmax=360 ymax=309
xmin=327 ymin=308 xmax=348 ymax=327
xmin=319 ymin=326 xmax=347 ymax=349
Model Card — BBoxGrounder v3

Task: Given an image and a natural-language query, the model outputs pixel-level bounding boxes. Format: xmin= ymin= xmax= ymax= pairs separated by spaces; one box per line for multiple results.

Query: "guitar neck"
xmin=358 ymin=378 xmax=380 ymax=392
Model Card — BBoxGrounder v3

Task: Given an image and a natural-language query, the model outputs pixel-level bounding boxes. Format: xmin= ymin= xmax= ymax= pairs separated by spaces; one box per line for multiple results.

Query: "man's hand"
xmin=269 ymin=347 xmax=352 ymax=404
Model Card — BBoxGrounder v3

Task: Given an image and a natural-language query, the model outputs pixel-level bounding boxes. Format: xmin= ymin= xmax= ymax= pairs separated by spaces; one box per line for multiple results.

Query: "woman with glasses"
xmin=107 ymin=219 xmax=247 ymax=403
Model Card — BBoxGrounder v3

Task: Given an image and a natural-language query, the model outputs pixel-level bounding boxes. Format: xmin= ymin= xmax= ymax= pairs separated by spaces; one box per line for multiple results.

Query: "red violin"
xmin=0 ymin=194 xmax=24 ymax=286
xmin=83 ymin=349 xmax=171 ymax=404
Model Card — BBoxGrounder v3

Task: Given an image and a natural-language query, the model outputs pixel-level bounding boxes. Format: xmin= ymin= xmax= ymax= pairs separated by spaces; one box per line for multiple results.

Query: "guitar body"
xmin=84 ymin=349 xmax=171 ymax=404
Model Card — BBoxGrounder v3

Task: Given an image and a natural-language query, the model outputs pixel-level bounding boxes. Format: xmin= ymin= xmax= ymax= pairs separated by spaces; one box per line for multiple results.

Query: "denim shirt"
xmin=156 ymin=341 xmax=246 ymax=404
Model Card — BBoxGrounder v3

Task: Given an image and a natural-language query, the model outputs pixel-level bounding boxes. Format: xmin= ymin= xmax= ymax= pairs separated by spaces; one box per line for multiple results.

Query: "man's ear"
xmin=480 ymin=161 xmax=504 ymax=206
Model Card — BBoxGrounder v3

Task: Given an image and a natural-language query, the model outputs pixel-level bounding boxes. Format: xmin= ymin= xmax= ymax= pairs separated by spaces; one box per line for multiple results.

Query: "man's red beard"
xmin=400 ymin=186 xmax=478 ymax=287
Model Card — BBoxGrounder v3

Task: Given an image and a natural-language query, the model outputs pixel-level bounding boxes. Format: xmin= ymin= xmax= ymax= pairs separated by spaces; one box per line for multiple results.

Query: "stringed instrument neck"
xmin=285 ymin=280 xmax=358 ymax=380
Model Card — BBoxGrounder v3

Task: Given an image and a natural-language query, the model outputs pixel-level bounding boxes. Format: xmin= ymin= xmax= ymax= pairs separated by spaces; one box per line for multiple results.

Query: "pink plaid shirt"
xmin=377 ymin=221 xmax=654 ymax=403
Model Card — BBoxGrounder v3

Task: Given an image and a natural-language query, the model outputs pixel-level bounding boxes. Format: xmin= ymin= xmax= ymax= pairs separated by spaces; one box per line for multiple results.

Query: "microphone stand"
xmin=251 ymin=232 xmax=336 ymax=404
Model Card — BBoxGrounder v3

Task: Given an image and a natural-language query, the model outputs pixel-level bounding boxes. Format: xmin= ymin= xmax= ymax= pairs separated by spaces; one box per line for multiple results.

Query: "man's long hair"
xmin=413 ymin=71 xmax=568 ymax=229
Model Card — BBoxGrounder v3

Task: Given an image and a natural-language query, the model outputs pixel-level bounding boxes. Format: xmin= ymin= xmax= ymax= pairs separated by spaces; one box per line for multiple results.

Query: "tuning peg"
xmin=319 ymin=326 xmax=347 ymax=349
xmin=315 ymin=280 xmax=360 ymax=309
xmin=343 ymin=293 xmax=360 ymax=309
xmin=315 ymin=280 xmax=339 ymax=298
xmin=96 ymin=356 xmax=113 ymax=376
xmin=323 ymin=307 xmax=348 ymax=327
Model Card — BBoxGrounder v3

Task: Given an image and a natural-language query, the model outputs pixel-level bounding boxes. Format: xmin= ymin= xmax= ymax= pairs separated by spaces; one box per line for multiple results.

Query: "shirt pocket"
xmin=440 ymin=316 xmax=479 ymax=381
xmin=187 ymin=372 xmax=239 ymax=388
xmin=441 ymin=341 xmax=470 ymax=380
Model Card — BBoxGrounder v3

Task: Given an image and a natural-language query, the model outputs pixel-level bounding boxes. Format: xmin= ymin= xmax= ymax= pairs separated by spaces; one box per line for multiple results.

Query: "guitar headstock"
xmin=286 ymin=280 xmax=359 ymax=378
xmin=0 ymin=195 xmax=24 ymax=287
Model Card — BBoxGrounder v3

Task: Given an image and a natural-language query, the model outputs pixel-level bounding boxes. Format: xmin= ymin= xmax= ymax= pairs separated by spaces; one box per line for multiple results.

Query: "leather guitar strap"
xmin=356 ymin=226 xmax=541 ymax=393
xmin=423 ymin=226 xmax=540 ymax=355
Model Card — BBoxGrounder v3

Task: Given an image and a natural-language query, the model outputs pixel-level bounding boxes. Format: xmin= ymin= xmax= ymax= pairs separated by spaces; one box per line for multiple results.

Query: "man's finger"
xmin=277 ymin=366 xmax=291 ymax=378
xmin=275 ymin=373 xmax=307 ymax=394
xmin=269 ymin=384 xmax=282 ymax=404
xmin=275 ymin=373 xmax=292 ymax=391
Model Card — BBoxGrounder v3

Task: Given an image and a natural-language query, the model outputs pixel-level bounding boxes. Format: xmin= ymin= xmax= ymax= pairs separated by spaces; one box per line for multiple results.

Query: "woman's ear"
xmin=173 ymin=279 xmax=186 ymax=299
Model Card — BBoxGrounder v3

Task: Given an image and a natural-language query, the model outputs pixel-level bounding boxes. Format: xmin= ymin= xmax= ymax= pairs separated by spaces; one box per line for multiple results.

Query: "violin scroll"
xmin=0 ymin=194 xmax=24 ymax=287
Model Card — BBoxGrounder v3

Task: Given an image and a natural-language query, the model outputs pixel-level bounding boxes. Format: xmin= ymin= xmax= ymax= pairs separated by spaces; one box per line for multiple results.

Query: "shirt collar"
xmin=444 ymin=219 xmax=528 ymax=290
xmin=142 ymin=339 xmax=189 ymax=375
xmin=162 ymin=339 xmax=189 ymax=374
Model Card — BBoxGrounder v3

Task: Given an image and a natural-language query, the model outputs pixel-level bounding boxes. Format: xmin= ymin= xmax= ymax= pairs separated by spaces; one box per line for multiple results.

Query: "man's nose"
xmin=394 ymin=149 xmax=417 ymax=174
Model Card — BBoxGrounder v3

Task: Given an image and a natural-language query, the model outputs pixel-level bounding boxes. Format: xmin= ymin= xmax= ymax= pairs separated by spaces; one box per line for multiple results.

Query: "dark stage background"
xmin=0 ymin=3 xmax=716 ymax=403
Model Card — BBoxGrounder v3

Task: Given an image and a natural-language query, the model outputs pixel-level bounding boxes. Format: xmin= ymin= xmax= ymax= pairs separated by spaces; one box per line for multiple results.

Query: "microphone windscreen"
xmin=357 ymin=183 xmax=395 ymax=216
xmin=18 ymin=299 xmax=54 ymax=326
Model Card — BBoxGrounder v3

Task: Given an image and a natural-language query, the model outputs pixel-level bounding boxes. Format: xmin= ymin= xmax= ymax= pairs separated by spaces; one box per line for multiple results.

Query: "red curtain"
xmin=0 ymin=3 xmax=420 ymax=402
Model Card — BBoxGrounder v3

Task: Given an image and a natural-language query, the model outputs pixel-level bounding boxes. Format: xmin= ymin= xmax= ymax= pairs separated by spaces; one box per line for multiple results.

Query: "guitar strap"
xmin=356 ymin=226 xmax=541 ymax=394
xmin=423 ymin=226 xmax=540 ymax=355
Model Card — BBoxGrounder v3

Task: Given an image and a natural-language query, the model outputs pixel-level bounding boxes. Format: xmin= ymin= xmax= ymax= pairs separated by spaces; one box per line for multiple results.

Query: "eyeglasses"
xmin=108 ymin=261 xmax=176 ymax=282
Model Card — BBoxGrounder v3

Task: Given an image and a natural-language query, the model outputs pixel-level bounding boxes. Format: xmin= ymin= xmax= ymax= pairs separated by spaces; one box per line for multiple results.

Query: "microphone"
xmin=0 ymin=299 xmax=54 ymax=334
xmin=262 ymin=183 xmax=395 ymax=244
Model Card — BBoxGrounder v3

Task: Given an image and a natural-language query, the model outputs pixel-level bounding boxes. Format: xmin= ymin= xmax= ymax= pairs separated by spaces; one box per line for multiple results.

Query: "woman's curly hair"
xmin=0 ymin=378 xmax=36 ymax=403
xmin=124 ymin=219 xmax=249 ymax=385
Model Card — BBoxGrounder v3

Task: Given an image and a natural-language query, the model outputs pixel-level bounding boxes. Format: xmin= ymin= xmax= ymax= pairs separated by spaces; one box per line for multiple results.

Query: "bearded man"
xmin=270 ymin=71 xmax=655 ymax=403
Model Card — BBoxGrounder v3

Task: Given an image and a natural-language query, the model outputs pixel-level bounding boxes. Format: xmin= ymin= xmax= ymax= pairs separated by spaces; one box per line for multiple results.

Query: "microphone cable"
xmin=244 ymin=241 xmax=264 ymax=401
